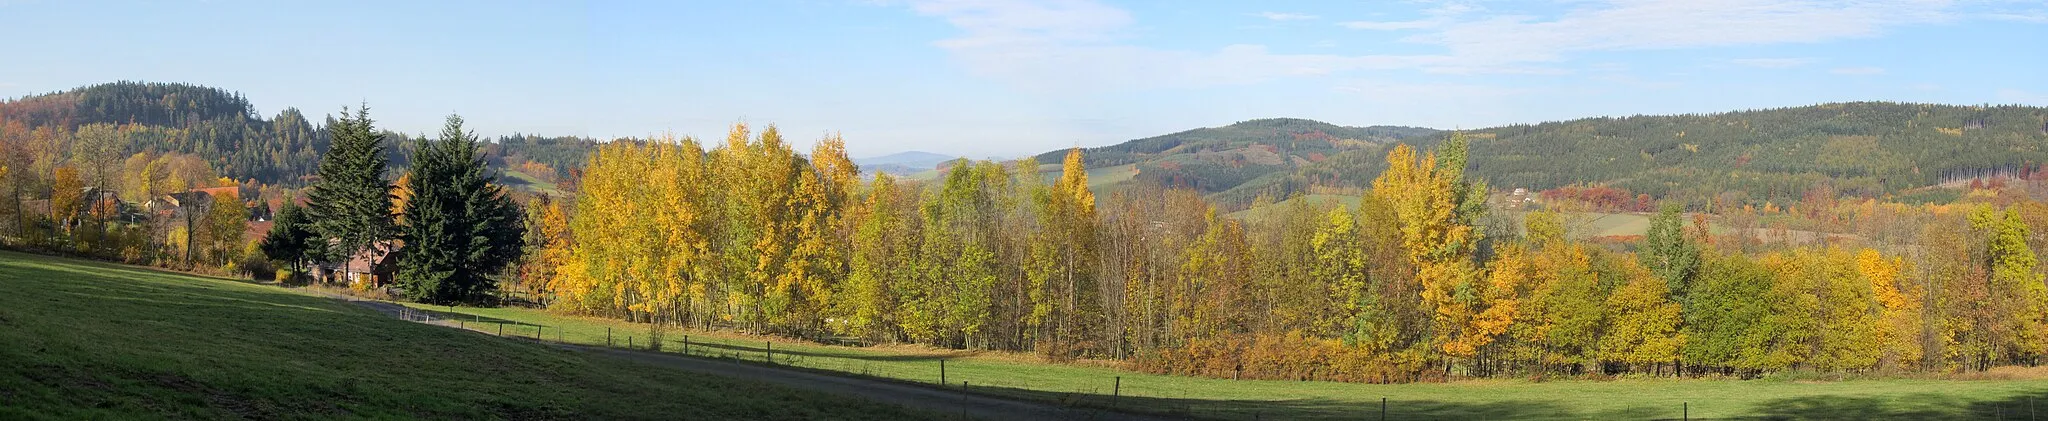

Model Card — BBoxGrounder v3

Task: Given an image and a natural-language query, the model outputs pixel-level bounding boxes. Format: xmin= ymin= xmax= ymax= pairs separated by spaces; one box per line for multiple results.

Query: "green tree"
xmin=305 ymin=105 xmax=395 ymax=280
xmin=394 ymin=115 xmax=526 ymax=304
xmin=261 ymin=200 xmax=316 ymax=279
xmin=1639 ymin=203 xmax=1700 ymax=305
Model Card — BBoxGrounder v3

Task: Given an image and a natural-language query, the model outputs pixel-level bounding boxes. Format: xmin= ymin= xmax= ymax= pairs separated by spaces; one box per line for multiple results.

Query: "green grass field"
xmin=399 ymin=301 xmax=2048 ymax=420
xmin=0 ymin=251 xmax=936 ymax=420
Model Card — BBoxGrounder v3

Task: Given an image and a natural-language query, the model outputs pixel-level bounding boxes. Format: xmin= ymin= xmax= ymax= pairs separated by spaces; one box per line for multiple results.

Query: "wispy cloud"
xmin=1406 ymin=0 xmax=1952 ymax=63
xmin=1257 ymin=12 xmax=1317 ymax=21
xmin=1985 ymin=11 xmax=2048 ymax=23
xmin=1731 ymin=57 xmax=1818 ymax=68
xmin=1339 ymin=2 xmax=1476 ymax=31
xmin=904 ymin=0 xmax=1452 ymax=91
xmin=1830 ymin=66 xmax=1886 ymax=75
xmin=901 ymin=0 xmax=1983 ymax=91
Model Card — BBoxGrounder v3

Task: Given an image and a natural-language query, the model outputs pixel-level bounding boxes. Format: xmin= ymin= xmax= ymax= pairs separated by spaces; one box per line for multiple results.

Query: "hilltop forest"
xmin=8 ymin=81 xmax=2048 ymax=383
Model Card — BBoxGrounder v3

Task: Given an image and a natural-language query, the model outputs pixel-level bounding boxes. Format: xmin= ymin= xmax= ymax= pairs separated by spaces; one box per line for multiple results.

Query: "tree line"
xmin=530 ymin=126 xmax=2048 ymax=382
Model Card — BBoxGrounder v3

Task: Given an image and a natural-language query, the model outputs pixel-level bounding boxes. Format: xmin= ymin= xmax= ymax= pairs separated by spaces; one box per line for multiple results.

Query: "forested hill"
xmin=1029 ymin=118 xmax=1440 ymax=207
xmin=1464 ymin=102 xmax=2048 ymax=207
xmin=1047 ymin=103 xmax=2048 ymax=209
xmin=0 ymin=81 xmax=599 ymax=188
xmin=0 ymin=81 xmax=325 ymax=184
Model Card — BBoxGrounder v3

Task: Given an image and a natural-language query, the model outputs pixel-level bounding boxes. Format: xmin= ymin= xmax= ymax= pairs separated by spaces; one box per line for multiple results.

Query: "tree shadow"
xmin=1743 ymin=389 xmax=2048 ymax=420
xmin=942 ymin=383 xmax=1589 ymax=421
xmin=676 ymin=340 xmax=966 ymax=362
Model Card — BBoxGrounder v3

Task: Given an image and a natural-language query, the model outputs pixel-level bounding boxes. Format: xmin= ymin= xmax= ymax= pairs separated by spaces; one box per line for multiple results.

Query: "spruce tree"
xmin=260 ymin=200 xmax=315 ymax=278
xmin=395 ymin=115 xmax=525 ymax=304
xmin=304 ymin=105 xmax=396 ymax=281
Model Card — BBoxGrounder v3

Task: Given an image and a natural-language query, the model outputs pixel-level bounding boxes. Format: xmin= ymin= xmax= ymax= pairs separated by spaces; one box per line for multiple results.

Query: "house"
xmin=318 ymin=240 xmax=403 ymax=288
xmin=145 ymin=186 xmax=240 ymax=214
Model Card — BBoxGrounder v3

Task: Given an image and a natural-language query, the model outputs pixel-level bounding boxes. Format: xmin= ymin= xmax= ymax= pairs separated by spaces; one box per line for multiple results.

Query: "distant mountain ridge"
xmin=854 ymin=151 xmax=962 ymax=176
xmin=1042 ymin=103 xmax=2048 ymax=209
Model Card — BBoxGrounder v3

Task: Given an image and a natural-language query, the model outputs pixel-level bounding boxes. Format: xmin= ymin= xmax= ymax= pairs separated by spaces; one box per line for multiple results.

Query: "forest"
xmin=534 ymin=124 xmax=2048 ymax=382
xmin=8 ymin=81 xmax=2048 ymax=383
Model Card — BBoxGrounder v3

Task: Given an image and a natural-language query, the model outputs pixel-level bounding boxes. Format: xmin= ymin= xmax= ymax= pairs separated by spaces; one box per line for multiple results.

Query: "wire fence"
xmin=380 ymin=305 xmax=2044 ymax=421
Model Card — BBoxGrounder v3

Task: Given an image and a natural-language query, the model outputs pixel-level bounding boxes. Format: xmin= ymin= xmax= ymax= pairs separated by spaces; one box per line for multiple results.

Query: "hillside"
xmin=0 ymin=82 xmax=599 ymax=189
xmin=0 ymin=250 xmax=935 ymax=420
xmin=1465 ymin=102 xmax=2048 ymax=207
xmin=1031 ymin=118 xmax=1440 ymax=207
xmin=1047 ymin=103 xmax=2048 ymax=209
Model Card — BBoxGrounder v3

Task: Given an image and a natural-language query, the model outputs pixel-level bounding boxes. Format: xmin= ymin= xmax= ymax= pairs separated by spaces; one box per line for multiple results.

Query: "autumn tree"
xmin=1029 ymin=148 xmax=1102 ymax=359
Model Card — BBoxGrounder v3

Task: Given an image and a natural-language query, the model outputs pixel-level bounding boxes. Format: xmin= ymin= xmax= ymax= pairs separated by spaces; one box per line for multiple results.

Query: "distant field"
xmin=498 ymin=167 xmax=566 ymax=196
xmin=400 ymin=300 xmax=2048 ymax=420
xmin=1226 ymin=194 xmax=1360 ymax=220
xmin=0 ymin=251 xmax=935 ymax=420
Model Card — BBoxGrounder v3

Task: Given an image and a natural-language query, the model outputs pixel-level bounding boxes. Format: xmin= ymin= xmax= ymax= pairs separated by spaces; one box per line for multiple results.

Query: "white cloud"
xmin=901 ymin=0 xmax=1972 ymax=91
xmin=1406 ymin=0 xmax=1952 ymax=63
xmin=1341 ymin=19 xmax=1442 ymax=30
xmin=1258 ymin=12 xmax=1318 ymax=21
xmin=1986 ymin=11 xmax=2048 ymax=23
xmin=1830 ymin=66 xmax=1887 ymax=75
xmin=1731 ymin=57 xmax=1818 ymax=68
xmin=1338 ymin=2 xmax=1478 ymax=31
xmin=905 ymin=0 xmax=1453 ymax=91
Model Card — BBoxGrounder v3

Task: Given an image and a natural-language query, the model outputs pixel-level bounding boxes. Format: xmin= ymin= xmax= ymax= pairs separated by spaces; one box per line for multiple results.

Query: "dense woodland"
xmin=10 ymin=81 xmax=2048 ymax=383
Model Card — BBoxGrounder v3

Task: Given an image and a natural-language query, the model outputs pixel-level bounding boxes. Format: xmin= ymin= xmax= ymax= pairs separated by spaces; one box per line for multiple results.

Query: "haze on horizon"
xmin=2 ymin=0 xmax=2044 ymax=158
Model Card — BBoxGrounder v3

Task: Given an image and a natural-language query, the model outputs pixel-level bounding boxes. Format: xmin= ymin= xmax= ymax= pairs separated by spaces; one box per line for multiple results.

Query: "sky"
xmin=2 ymin=0 xmax=2045 ymax=158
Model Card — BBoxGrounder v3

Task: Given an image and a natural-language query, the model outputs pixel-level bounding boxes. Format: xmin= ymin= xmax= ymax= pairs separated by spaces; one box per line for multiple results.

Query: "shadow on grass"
xmin=1744 ymin=390 xmax=2048 ymax=421
xmin=680 ymin=340 xmax=964 ymax=363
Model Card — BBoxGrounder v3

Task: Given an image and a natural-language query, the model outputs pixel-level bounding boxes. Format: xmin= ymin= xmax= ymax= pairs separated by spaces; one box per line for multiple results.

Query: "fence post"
xmin=628 ymin=336 xmax=633 ymax=349
xmin=1112 ymin=376 xmax=1121 ymax=410
xmin=1684 ymin=402 xmax=1689 ymax=421
xmin=683 ymin=335 xmax=690 ymax=355
xmin=766 ymin=341 xmax=773 ymax=364
xmin=1381 ymin=397 xmax=1387 ymax=421
xmin=498 ymin=322 xmax=504 ymax=336
xmin=940 ymin=360 xmax=947 ymax=385
xmin=607 ymin=327 xmax=612 ymax=347
xmin=535 ymin=325 xmax=541 ymax=340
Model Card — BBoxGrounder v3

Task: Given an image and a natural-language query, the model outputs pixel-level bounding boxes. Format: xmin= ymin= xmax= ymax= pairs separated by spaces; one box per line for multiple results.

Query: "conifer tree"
xmin=304 ymin=105 xmax=395 ymax=280
xmin=260 ymin=200 xmax=315 ymax=279
xmin=394 ymin=115 xmax=526 ymax=304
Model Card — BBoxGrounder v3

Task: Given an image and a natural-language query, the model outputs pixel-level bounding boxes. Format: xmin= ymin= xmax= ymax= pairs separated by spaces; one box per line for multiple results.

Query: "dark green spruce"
xmin=259 ymin=200 xmax=315 ymax=279
xmin=303 ymin=105 xmax=396 ymax=277
xmin=395 ymin=115 xmax=525 ymax=304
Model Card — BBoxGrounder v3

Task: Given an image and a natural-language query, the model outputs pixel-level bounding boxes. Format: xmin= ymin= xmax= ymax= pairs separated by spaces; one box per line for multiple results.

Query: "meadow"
xmin=399 ymin=299 xmax=2048 ymax=420
xmin=0 ymin=250 xmax=938 ymax=420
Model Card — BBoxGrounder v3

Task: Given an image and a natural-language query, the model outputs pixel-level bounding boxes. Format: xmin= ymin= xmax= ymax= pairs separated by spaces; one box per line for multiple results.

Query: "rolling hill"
xmin=1042 ymin=103 xmax=2048 ymax=210
xmin=1030 ymin=118 xmax=1440 ymax=207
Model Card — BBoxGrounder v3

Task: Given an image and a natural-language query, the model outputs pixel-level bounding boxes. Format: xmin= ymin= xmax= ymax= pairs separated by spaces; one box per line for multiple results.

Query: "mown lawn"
xmin=0 ymin=250 xmax=939 ymax=420
xmin=404 ymin=300 xmax=2048 ymax=420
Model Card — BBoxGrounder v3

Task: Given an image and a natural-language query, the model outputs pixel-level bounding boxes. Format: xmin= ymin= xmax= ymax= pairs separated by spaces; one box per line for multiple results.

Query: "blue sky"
xmin=3 ymin=1 xmax=2045 ymax=158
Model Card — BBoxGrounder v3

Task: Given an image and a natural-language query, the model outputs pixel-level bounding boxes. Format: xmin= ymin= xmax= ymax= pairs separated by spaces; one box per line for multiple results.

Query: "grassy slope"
xmin=0 ymin=251 xmax=935 ymax=421
xmin=399 ymin=302 xmax=2048 ymax=420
